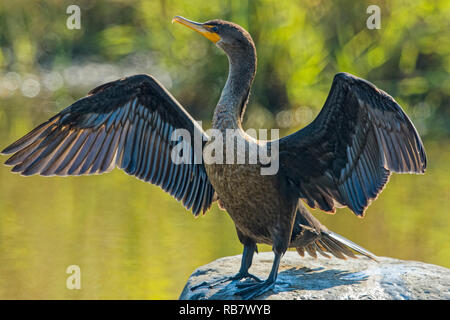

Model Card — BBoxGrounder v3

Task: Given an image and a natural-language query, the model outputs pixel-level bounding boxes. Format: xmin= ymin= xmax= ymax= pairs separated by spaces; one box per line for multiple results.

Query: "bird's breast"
xmin=203 ymin=134 xmax=288 ymax=243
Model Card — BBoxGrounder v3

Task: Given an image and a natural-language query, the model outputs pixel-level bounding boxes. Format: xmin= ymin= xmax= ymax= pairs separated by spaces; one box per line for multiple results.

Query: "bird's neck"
xmin=213 ymin=47 xmax=256 ymax=131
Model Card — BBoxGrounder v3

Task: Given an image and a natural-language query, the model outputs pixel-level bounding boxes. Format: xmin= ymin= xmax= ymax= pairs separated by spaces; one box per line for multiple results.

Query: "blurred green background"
xmin=0 ymin=0 xmax=448 ymax=299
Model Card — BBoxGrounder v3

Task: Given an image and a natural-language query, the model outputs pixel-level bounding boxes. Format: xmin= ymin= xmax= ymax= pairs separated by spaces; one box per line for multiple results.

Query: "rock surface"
xmin=179 ymin=251 xmax=450 ymax=300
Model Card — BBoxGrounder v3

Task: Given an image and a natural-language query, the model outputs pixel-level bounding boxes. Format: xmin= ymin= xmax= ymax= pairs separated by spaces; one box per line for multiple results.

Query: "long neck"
xmin=212 ymin=46 xmax=256 ymax=130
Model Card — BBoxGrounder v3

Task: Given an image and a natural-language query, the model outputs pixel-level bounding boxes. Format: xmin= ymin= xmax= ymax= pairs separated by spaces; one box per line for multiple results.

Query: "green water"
xmin=0 ymin=98 xmax=448 ymax=299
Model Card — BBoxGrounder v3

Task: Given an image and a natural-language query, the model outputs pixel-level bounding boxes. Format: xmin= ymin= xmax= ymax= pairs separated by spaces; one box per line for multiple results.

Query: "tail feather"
xmin=313 ymin=242 xmax=332 ymax=259
xmin=297 ymin=230 xmax=377 ymax=261
xmin=304 ymin=243 xmax=318 ymax=258
xmin=325 ymin=231 xmax=377 ymax=261
xmin=318 ymin=237 xmax=350 ymax=259
xmin=292 ymin=201 xmax=377 ymax=261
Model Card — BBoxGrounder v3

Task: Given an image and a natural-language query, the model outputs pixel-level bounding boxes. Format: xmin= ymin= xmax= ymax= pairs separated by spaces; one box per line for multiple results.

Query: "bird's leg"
xmin=229 ymin=241 xmax=261 ymax=282
xmin=234 ymin=251 xmax=282 ymax=300
xmin=190 ymin=242 xmax=260 ymax=291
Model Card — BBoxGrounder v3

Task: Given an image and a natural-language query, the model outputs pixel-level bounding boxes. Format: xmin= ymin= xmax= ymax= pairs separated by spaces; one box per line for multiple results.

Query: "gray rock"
xmin=179 ymin=251 xmax=450 ymax=300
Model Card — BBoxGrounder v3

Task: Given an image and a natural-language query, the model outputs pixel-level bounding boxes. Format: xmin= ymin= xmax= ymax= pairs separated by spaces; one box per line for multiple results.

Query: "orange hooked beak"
xmin=172 ymin=16 xmax=221 ymax=43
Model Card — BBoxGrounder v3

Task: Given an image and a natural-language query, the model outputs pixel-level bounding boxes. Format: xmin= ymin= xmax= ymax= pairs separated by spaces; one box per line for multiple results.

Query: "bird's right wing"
xmin=2 ymin=74 xmax=215 ymax=216
xmin=278 ymin=73 xmax=426 ymax=217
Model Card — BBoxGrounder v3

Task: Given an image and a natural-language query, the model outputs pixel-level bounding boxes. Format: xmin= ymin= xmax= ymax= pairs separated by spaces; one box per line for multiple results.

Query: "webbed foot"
xmin=190 ymin=271 xmax=262 ymax=291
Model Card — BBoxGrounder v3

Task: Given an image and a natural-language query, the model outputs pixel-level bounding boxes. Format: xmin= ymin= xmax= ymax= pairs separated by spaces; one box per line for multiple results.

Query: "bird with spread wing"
xmin=2 ymin=17 xmax=426 ymax=299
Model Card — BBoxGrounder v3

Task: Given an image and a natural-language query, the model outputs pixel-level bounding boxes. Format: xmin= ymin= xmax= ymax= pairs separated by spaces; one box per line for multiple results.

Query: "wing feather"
xmin=279 ymin=72 xmax=426 ymax=217
xmin=2 ymin=74 xmax=215 ymax=216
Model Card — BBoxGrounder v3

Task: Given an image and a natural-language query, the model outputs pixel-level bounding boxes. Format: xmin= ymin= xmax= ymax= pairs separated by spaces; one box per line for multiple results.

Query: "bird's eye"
xmin=211 ymin=26 xmax=218 ymax=32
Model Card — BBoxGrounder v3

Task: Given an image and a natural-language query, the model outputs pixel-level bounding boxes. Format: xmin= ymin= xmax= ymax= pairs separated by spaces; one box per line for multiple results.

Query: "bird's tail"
xmin=296 ymin=229 xmax=377 ymax=261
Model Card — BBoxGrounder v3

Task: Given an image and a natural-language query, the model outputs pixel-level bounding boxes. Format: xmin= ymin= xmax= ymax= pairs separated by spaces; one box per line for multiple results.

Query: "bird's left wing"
xmin=278 ymin=72 xmax=426 ymax=217
xmin=1 ymin=74 xmax=215 ymax=216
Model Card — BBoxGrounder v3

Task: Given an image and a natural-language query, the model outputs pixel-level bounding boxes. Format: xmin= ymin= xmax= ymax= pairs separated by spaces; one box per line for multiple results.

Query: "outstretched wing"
xmin=2 ymin=74 xmax=215 ymax=216
xmin=279 ymin=72 xmax=426 ymax=216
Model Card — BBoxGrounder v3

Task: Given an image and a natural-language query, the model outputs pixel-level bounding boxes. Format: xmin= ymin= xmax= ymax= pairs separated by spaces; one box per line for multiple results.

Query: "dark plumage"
xmin=279 ymin=72 xmax=426 ymax=216
xmin=2 ymin=74 xmax=214 ymax=215
xmin=1 ymin=17 xmax=426 ymax=299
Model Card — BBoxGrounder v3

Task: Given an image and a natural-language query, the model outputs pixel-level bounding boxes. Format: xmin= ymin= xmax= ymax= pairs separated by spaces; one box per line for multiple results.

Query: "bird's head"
xmin=172 ymin=16 xmax=256 ymax=60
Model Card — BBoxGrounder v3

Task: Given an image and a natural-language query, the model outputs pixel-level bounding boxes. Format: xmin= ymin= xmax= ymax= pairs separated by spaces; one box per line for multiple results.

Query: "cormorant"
xmin=1 ymin=16 xmax=427 ymax=299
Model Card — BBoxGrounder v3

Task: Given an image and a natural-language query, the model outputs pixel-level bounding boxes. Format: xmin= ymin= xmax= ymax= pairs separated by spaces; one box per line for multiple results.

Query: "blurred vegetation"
xmin=0 ymin=0 xmax=448 ymax=299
